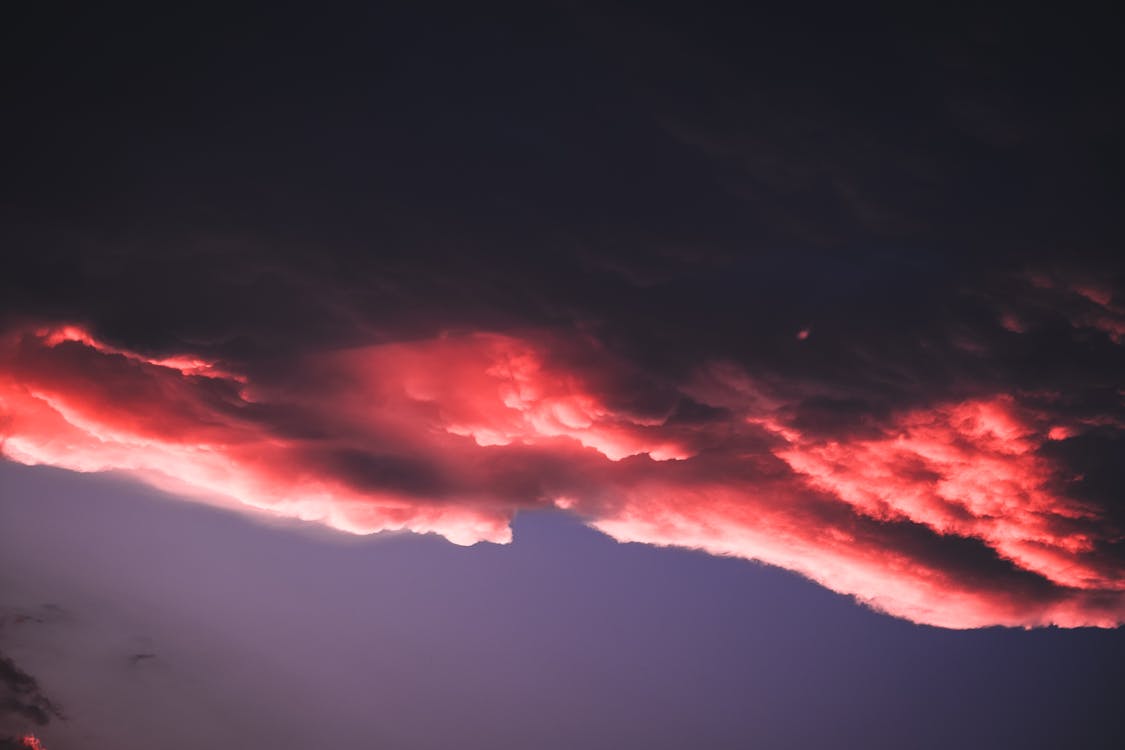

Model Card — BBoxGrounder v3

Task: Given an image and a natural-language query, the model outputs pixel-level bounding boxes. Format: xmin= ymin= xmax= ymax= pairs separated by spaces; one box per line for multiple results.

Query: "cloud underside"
xmin=1 ymin=316 xmax=1123 ymax=630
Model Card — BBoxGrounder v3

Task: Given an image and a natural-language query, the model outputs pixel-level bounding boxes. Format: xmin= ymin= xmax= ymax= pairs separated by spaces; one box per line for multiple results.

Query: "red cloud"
xmin=770 ymin=397 xmax=1105 ymax=590
xmin=1 ymin=324 xmax=1122 ymax=628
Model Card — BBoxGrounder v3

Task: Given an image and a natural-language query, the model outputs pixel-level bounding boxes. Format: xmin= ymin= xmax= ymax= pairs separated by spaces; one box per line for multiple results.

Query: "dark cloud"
xmin=1 ymin=607 xmax=64 ymax=747
xmin=1 ymin=3 xmax=1123 ymax=629
xmin=0 ymin=651 xmax=61 ymax=729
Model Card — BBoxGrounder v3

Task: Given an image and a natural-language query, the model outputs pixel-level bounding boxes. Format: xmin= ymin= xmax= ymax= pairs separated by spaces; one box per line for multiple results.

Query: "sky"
xmin=2 ymin=4 xmax=1124 ymax=748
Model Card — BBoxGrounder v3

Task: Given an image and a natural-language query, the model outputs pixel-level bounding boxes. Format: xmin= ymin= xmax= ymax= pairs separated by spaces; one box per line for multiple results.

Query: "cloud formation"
xmin=2 ymin=4 xmax=1123 ymax=634
xmin=3 ymin=307 xmax=1122 ymax=629
xmin=0 ymin=652 xmax=60 ymax=733
xmin=0 ymin=644 xmax=61 ymax=749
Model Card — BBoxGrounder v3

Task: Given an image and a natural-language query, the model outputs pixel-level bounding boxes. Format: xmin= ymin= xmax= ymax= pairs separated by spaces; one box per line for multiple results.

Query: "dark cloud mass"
xmin=2 ymin=1 xmax=1124 ymax=633
xmin=1 ymin=649 xmax=60 ymax=732
xmin=1 ymin=610 xmax=62 ymax=749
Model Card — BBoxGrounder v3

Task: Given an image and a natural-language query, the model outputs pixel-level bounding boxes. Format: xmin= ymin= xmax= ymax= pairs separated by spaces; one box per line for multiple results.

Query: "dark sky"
xmin=2 ymin=3 xmax=1124 ymax=748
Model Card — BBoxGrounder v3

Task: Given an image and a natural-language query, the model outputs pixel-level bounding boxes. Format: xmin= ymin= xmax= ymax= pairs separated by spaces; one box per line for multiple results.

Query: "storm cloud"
xmin=3 ymin=277 xmax=1122 ymax=629
xmin=2 ymin=3 xmax=1123 ymax=639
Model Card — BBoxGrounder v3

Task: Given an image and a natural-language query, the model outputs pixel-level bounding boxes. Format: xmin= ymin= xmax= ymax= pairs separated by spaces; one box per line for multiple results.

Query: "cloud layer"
xmin=2 ymin=5 xmax=1123 ymax=635
xmin=3 ymin=303 xmax=1122 ymax=628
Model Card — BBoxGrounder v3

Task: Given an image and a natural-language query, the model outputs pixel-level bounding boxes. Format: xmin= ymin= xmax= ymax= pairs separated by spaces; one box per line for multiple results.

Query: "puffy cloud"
xmin=2 ymin=320 xmax=1123 ymax=628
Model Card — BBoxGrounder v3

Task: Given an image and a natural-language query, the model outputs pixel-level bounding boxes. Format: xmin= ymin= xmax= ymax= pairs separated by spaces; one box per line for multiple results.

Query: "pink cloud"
xmin=1 ymin=323 xmax=1123 ymax=628
xmin=767 ymin=397 xmax=1110 ymax=589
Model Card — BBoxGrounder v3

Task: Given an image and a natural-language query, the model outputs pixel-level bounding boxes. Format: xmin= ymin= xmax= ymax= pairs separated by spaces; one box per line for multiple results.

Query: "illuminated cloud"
xmin=1 ymin=322 xmax=1123 ymax=628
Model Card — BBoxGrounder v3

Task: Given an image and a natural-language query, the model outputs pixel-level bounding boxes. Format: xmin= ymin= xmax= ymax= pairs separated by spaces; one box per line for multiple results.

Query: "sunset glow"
xmin=4 ymin=7 xmax=1124 ymax=747
xmin=3 ymin=322 xmax=1121 ymax=628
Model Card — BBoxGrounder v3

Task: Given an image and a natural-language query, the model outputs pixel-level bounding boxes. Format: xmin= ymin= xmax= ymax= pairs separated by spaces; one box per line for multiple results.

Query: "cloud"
xmin=0 ymin=652 xmax=60 ymax=731
xmin=1023 ymin=271 xmax=1125 ymax=344
xmin=2 ymin=315 xmax=1122 ymax=629
xmin=1 ymin=605 xmax=65 ymax=750
xmin=1 ymin=610 xmax=69 ymax=749
xmin=0 ymin=645 xmax=61 ymax=749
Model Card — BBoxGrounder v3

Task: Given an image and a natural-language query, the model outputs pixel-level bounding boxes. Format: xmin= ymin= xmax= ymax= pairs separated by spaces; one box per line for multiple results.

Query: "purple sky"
xmin=3 ymin=461 xmax=1124 ymax=748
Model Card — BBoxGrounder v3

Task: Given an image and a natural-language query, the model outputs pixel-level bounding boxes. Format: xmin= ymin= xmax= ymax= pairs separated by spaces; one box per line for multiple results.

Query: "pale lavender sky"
xmin=3 ymin=461 xmax=1123 ymax=749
